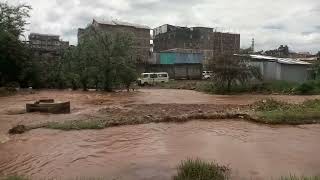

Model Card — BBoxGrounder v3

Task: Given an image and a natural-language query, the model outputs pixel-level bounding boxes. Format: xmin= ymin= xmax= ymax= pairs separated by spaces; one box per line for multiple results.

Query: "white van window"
xmin=150 ymin=74 xmax=157 ymax=78
xmin=158 ymin=74 xmax=168 ymax=78
xmin=143 ymin=74 xmax=149 ymax=78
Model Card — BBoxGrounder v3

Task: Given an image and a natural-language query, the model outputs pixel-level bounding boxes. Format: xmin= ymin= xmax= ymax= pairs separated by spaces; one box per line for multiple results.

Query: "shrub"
xmin=294 ymin=80 xmax=320 ymax=95
xmin=172 ymin=159 xmax=230 ymax=180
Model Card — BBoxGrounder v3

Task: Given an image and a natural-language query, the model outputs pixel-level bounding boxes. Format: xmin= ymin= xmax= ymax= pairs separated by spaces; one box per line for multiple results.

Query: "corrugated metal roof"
xmin=249 ymin=55 xmax=310 ymax=65
xmin=250 ymin=55 xmax=277 ymax=60
xmin=277 ymin=58 xmax=311 ymax=65
xmin=94 ymin=19 xmax=150 ymax=29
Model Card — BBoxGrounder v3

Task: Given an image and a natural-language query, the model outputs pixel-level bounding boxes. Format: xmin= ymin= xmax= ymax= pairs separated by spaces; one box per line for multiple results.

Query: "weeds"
xmin=279 ymin=175 xmax=320 ymax=180
xmin=252 ymin=98 xmax=289 ymax=111
xmin=173 ymin=159 xmax=230 ymax=180
xmin=254 ymin=99 xmax=320 ymax=124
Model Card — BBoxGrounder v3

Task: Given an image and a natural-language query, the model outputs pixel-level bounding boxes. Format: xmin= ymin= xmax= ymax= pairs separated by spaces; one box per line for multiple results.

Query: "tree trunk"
xmin=227 ymin=80 xmax=231 ymax=92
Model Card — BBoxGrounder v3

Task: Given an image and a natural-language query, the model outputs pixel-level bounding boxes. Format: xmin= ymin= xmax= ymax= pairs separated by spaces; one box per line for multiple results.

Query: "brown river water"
xmin=1 ymin=120 xmax=320 ymax=180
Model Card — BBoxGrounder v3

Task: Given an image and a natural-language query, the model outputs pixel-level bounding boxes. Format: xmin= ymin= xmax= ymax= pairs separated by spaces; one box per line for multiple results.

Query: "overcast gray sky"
xmin=7 ymin=0 xmax=320 ymax=53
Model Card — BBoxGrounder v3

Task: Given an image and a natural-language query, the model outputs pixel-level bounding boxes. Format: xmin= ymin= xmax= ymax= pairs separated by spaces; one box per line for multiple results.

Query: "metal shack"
xmin=248 ymin=55 xmax=311 ymax=83
xmin=147 ymin=52 xmax=203 ymax=79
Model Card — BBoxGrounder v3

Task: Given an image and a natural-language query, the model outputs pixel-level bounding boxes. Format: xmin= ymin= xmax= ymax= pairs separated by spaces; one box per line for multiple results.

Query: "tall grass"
xmin=172 ymin=159 xmax=230 ymax=180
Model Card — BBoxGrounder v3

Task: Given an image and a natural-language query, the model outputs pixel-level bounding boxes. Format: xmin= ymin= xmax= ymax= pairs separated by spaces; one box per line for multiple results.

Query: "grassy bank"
xmin=8 ymin=98 xmax=320 ymax=134
xmin=253 ymin=99 xmax=320 ymax=125
xmin=153 ymin=80 xmax=320 ymax=95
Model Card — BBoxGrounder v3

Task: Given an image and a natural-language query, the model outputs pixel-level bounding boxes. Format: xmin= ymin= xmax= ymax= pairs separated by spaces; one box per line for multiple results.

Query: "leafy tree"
xmin=0 ymin=2 xmax=31 ymax=87
xmin=61 ymin=27 xmax=137 ymax=91
xmin=208 ymin=54 xmax=261 ymax=92
xmin=0 ymin=3 xmax=31 ymax=37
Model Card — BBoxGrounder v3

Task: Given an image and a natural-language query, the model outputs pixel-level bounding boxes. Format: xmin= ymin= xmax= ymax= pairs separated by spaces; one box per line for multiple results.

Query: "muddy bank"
xmin=1 ymin=121 xmax=320 ymax=180
xmin=2 ymin=89 xmax=320 ymax=141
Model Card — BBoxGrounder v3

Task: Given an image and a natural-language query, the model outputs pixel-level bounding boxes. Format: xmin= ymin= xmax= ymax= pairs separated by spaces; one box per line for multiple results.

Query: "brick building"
xmin=153 ymin=24 xmax=240 ymax=67
xmin=78 ymin=19 xmax=151 ymax=64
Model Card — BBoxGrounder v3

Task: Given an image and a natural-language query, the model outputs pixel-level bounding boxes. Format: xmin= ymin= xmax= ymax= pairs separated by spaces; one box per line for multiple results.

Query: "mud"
xmin=1 ymin=89 xmax=320 ymax=179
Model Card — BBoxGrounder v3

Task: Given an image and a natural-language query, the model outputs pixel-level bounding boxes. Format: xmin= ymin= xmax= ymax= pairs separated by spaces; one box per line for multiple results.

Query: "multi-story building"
xmin=153 ymin=24 xmax=240 ymax=67
xmin=28 ymin=33 xmax=69 ymax=55
xmin=78 ymin=19 xmax=151 ymax=64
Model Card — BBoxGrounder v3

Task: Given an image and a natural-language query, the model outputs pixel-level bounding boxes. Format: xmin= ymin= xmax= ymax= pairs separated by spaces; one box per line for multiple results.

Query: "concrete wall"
xmin=145 ymin=64 xmax=202 ymax=80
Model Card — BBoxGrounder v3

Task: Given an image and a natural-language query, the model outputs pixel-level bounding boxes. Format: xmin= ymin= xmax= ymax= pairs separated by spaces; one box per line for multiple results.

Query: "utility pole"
xmin=251 ymin=38 xmax=255 ymax=53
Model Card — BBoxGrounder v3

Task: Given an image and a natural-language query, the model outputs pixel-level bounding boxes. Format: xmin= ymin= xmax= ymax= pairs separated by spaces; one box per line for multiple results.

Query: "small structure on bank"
xmin=26 ymin=99 xmax=70 ymax=114
xmin=238 ymin=54 xmax=312 ymax=83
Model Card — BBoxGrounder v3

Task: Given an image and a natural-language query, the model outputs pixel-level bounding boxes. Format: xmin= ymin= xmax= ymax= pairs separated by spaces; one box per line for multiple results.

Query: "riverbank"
xmin=2 ymin=89 xmax=320 ymax=136
xmin=9 ymin=98 xmax=320 ymax=134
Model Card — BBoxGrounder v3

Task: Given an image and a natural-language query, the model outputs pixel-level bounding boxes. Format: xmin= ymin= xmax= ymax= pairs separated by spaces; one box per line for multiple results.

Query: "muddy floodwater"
xmin=1 ymin=120 xmax=320 ymax=180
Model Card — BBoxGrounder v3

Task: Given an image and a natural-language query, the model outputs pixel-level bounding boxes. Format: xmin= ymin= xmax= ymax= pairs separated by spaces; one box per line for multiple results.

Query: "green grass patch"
xmin=279 ymin=175 xmax=320 ymax=180
xmin=0 ymin=176 xmax=28 ymax=180
xmin=254 ymin=99 xmax=320 ymax=124
xmin=44 ymin=119 xmax=106 ymax=130
xmin=172 ymin=158 xmax=230 ymax=180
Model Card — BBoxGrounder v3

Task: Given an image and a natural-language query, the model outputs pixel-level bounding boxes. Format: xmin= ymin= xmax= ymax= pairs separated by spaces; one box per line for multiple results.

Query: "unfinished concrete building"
xmin=78 ymin=19 xmax=151 ymax=64
xmin=153 ymin=24 xmax=240 ymax=67
xmin=28 ymin=33 xmax=69 ymax=55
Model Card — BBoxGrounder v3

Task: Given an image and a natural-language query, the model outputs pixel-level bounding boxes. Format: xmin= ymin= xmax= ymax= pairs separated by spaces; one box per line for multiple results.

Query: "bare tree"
xmin=208 ymin=54 xmax=261 ymax=92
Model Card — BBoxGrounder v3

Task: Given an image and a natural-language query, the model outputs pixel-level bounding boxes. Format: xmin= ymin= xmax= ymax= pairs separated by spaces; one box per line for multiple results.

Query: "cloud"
xmin=9 ymin=0 xmax=320 ymax=53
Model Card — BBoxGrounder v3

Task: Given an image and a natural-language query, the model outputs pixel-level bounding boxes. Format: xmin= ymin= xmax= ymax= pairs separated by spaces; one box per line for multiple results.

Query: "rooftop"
xmin=29 ymin=33 xmax=60 ymax=38
xmin=249 ymin=54 xmax=311 ymax=65
xmin=93 ymin=19 xmax=151 ymax=29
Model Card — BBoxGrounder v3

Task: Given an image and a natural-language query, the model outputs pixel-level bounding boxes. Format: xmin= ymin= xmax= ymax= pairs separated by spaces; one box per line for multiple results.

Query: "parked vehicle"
xmin=137 ymin=72 xmax=169 ymax=86
xmin=202 ymin=71 xmax=213 ymax=80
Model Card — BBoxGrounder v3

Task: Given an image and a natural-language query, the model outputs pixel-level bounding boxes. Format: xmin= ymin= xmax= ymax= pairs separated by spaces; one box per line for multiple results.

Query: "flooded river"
xmin=1 ymin=120 xmax=320 ymax=180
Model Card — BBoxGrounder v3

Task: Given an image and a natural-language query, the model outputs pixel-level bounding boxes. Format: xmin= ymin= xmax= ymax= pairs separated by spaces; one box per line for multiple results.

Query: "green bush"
xmin=295 ymin=80 xmax=320 ymax=94
xmin=172 ymin=159 xmax=230 ymax=180
xmin=250 ymin=81 xmax=298 ymax=94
